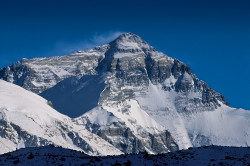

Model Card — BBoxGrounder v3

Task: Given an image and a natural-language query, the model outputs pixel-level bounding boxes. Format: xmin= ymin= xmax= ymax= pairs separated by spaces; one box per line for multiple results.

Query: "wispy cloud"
xmin=49 ymin=31 xmax=126 ymax=57
xmin=92 ymin=31 xmax=125 ymax=44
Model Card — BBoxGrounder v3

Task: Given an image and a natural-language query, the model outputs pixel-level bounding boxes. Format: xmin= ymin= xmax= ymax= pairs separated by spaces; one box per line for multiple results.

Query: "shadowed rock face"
xmin=94 ymin=127 xmax=178 ymax=154
xmin=0 ymin=32 xmax=232 ymax=154
xmin=79 ymin=113 xmax=179 ymax=154
xmin=40 ymin=75 xmax=106 ymax=118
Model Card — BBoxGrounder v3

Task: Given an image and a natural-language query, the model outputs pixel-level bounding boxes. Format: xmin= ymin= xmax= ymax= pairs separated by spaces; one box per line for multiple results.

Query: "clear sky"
xmin=0 ymin=0 xmax=249 ymax=109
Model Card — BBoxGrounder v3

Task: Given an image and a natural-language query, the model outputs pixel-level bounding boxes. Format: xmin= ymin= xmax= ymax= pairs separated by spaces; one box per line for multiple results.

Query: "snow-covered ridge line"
xmin=0 ymin=79 xmax=122 ymax=156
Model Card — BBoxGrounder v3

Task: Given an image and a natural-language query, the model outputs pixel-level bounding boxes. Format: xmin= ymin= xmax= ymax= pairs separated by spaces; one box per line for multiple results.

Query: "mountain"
xmin=0 ymin=145 xmax=249 ymax=165
xmin=0 ymin=33 xmax=249 ymax=154
xmin=0 ymin=80 xmax=122 ymax=155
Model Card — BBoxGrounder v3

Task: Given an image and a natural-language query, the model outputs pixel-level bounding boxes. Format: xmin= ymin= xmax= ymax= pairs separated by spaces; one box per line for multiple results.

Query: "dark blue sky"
xmin=0 ymin=0 xmax=249 ymax=109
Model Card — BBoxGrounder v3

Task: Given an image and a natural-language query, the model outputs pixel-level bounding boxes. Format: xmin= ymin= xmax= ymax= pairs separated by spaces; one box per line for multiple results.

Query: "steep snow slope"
xmin=0 ymin=80 xmax=122 ymax=155
xmin=0 ymin=146 xmax=249 ymax=166
xmin=134 ymin=82 xmax=250 ymax=148
xmin=183 ymin=105 xmax=250 ymax=147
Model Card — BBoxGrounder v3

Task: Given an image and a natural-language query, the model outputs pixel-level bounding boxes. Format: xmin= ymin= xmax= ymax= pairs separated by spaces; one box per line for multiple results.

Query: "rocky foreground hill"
xmin=0 ymin=145 xmax=249 ymax=166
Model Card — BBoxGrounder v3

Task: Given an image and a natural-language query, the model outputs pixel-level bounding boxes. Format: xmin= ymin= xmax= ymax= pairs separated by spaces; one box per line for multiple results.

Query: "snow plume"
xmin=52 ymin=31 xmax=126 ymax=55
xmin=92 ymin=31 xmax=126 ymax=45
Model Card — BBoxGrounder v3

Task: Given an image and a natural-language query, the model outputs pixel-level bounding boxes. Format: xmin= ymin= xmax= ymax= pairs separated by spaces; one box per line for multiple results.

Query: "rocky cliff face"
xmin=0 ymin=33 xmax=249 ymax=154
xmin=0 ymin=45 xmax=108 ymax=93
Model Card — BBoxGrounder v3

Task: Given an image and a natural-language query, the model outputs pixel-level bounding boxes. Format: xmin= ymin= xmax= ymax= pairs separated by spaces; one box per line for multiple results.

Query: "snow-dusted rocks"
xmin=0 ymin=45 xmax=108 ymax=93
xmin=0 ymin=145 xmax=249 ymax=166
xmin=0 ymin=32 xmax=249 ymax=155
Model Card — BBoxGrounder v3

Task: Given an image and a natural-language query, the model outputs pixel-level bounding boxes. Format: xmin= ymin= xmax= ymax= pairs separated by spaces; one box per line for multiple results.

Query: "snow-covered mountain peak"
xmin=0 ymin=33 xmax=249 ymax=155
xmin=110 ymin=32 xmax=152 ymax=52
xmin=114 ymin=32 xmax=145 ymax=43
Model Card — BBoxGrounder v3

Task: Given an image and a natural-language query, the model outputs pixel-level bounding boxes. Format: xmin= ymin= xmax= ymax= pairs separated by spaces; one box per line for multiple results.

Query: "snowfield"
xmin=183 ymin=105 xmax=250 ymax=147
